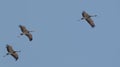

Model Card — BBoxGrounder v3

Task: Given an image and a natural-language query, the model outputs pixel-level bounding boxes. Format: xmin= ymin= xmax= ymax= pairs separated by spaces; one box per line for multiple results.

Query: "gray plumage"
xmin=6 ymin=45 xmax=19 ymax=61
xmin=19 ymin=25 xmax=33 ymax=41
xmin=81 ymin=11 xmax=95 ymax=28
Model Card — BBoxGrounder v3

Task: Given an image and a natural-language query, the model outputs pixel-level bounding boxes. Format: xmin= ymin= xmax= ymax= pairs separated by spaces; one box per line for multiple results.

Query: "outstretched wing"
xmin=82 ymin=11 xmax=95 ymax=27
xmin=86 ymin=17 xmax=95 ymax=27
xmin=11 ymin=53 xmax=19 ymax=61
xmin=6 ymin=45 xmax=19 ymax=61
xmin=25 ymin=33 xmax=33 ymax=41
xmin=82 ymin=11 xmax=90 ymax=18
xmin=19 ymin=25 xmax=29 ymax=33
xmin=6 ymin=45 xmax=14 ymax=53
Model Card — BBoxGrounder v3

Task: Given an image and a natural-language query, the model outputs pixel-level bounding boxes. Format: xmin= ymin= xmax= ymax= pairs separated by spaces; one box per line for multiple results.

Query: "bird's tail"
xmin=90 ymin=15 xmax=97 ymax=17
xmin=15 ymin=51 xmax=21 ymax=53
xmin=29 ymin=30 xmax=35 ymax=32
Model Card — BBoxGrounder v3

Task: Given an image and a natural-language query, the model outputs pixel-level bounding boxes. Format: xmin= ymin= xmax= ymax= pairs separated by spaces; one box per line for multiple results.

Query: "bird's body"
xmin=81 ymin=11 xmax=96 ymax=28
xmin=6 ymin=45 xmax=19 ymax=61
xmin=19 ymin=25 xmax=33 ymax=41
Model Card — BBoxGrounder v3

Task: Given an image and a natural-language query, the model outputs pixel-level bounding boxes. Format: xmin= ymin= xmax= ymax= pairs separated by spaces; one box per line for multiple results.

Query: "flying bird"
xmin=4 ymin=45 xmax=20 ymax=61
xmin=19 ymin=25 xmax=33 ymax=41
xmin=81 ymin=11 xmax=97 ymax=28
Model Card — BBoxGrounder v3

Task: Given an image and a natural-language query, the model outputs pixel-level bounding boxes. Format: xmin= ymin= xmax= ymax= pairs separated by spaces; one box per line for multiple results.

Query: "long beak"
xmin=77 ymin=19 xmax=80 ymax=22
xmin=81 ymin=17 xmax=84 ymax=20
xmin=3 ymin=55 xmax=7 ymax=57
xmin=3 ymin=53 xmax=9 ymax=57
xmin=17 ymin=35 xmax=21 ymax=38
xmin=76 ymin=18 xmax=85 ymax=22
xmin=17 ymin=33 xmax=24 ymax=38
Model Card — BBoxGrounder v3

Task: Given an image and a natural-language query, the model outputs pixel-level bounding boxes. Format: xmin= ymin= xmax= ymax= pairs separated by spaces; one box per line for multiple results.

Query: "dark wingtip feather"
xmin=15 ymin=57 xmax=18 ymax=61
xmin=29 ymin=38 xmax=32 ymax=41
xmin=91 ymin=25 xmax=95 ymax=28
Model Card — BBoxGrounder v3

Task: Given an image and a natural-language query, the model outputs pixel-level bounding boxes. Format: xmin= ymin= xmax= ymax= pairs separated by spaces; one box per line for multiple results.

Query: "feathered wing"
xmin=19 ymin=25 xmax=33 ymax=41
xmin=11 ymin=53 xmax=19 ymax=61
xmin=19 ymin=25 xmax=28 ymax=33
xmin=6 ymin=45 xmax=14 ymax=53
xmin=82 ymin=11 xmax=89 ymax=18
xmin=82 ymin=11 xmax=95 ymax=27
xmin=6 ymin=45 xmax=19 ymax=61
xmin=25 ymin=33 xmax=33 ymax=41
xmin=86 ymin=18 xmax=95 ymax=27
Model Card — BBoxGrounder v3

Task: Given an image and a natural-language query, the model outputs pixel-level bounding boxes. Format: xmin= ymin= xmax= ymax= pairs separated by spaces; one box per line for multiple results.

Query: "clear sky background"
xmin=0 ymin=0 xmax=120 ymax=67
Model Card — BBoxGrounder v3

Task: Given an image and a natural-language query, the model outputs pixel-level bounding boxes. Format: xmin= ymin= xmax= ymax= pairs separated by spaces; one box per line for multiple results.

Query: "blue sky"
xmin=0 ymin=0 xmax=120 ymax=67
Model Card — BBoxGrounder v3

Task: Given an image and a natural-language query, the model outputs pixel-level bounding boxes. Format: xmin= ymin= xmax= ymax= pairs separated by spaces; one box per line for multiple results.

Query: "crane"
xmin=81 ymin=11 xmax=97 ymax=28
xmin=19 ymin=25 xmax=33 ymax=41
xmin=4 ymin=45 xmax=20 ymax=61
